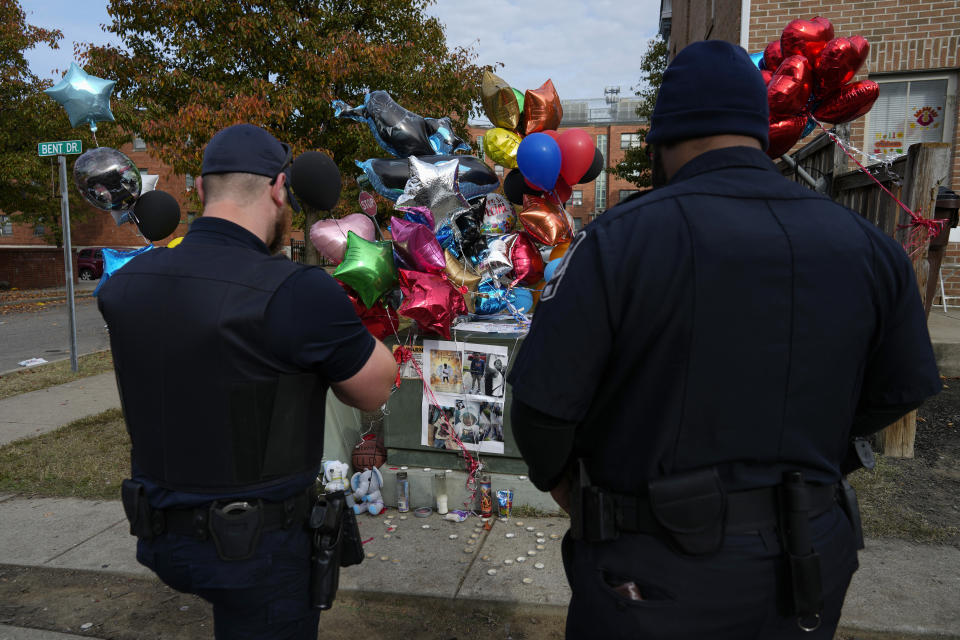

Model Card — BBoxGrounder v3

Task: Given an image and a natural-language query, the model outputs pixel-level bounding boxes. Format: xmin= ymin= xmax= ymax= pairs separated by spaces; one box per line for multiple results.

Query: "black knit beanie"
xmin=645 ymin=40 xmax=769 ymax=150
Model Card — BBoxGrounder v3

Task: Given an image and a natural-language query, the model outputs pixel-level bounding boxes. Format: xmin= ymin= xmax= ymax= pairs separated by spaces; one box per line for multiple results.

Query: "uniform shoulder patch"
xmin=540 ymin=230 xmax=588 ymax=303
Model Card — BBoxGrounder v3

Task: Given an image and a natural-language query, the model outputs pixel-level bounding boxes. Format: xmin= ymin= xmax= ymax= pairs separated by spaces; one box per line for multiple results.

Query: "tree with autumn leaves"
xmin=80 ymin=0 xmax=491 ymax=261
xmin=0 ymin=0 xmax=124 ymax=245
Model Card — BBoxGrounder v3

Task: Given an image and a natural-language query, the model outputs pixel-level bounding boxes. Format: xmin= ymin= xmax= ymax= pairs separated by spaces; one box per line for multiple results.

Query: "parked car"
xmin=77 ymin=247 xmax=105 ymax=280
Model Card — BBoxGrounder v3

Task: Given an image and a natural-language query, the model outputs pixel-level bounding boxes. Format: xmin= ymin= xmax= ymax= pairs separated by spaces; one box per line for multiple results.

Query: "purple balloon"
xmin=390 ymin=216 xmax=446 ymax=274
xmin=516 ymin=132 xmax=562 ymax=191
xmin=309 ymin=213 xmax=377 ymax=264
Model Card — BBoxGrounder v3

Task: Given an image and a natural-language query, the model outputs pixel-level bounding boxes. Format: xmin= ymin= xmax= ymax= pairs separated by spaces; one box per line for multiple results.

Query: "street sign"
xmin=359 ymin=191 xmax=378 ymax=217
xmin=38 ymin=140 xmax=82 ymax=157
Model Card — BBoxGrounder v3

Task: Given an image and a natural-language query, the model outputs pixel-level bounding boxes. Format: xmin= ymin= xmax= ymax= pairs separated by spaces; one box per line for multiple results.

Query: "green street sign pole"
xmin=58 ymin=154 xmax=79 ymax=372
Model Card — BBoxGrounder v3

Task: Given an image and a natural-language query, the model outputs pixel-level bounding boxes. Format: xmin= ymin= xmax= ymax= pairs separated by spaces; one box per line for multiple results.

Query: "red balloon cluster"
xmin=762 ymin=16 xmax=878 ymax=157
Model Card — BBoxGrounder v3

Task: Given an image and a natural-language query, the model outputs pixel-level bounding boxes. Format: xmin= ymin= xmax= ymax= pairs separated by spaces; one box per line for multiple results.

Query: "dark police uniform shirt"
xmin=508 ymin=146 xmax=941 ymax=493
xmin=134 ymin=217 xmax=375 ymax=508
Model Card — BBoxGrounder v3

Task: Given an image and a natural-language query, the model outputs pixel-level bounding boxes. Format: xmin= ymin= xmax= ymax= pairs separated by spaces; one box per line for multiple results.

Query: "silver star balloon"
xmin=44 ymin=62 xmax=116 ymax=132
xmin=395 ymin=156 xmax=469 ymax=228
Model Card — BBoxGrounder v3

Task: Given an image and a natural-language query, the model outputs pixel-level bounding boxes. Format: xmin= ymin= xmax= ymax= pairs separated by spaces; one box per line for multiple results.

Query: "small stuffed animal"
xmin=322 ymin=460 xmax=350 ymax=493
xmin=350 ymin=467 xmax=385 ymax=516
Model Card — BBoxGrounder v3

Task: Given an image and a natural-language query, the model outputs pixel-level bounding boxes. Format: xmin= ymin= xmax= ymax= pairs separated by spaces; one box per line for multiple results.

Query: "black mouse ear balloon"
xmin=290 ymin=151 xmax=342 ymax=211
xmin=133 ymin=190 xmax=180 ymax=241
xmin=576 ymin=148 xmax=604 ymax=185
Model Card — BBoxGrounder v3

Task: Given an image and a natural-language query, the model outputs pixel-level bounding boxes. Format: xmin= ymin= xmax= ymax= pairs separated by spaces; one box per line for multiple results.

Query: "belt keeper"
xmin=283 ymin=497 xmax=297 ymax=529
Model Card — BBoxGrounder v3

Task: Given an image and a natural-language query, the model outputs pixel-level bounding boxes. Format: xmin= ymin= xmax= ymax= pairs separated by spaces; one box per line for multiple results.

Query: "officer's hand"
xmin=550 ymin=476 xmax=571 ymax=515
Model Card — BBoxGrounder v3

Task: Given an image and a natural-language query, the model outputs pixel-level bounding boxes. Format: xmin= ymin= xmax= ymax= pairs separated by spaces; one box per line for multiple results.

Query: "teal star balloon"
xmin=44 ymin=62 xmax=116 ymax=132
xmin=333 ymin=231 xmax=398 ymax=308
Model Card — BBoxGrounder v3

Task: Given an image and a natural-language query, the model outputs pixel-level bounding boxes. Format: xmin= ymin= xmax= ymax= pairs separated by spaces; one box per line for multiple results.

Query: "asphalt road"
xmin=0 ymin=296 xmax=110 ymax=373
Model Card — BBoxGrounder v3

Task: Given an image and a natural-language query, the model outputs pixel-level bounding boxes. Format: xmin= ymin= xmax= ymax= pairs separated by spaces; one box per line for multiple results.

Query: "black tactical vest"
xmin=98 ymin=243 xmax=326 ymax=494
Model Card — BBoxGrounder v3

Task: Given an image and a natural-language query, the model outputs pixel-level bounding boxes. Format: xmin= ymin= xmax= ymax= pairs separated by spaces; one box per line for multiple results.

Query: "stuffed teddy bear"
xmin=321 ymin=460 xmax=350 ymax=493
xmin=350 ymin=467 xmax=385 ymax=516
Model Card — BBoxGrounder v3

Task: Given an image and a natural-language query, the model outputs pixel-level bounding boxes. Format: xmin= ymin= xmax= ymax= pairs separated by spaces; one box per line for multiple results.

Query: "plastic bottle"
xmin=396 ymin=471 xmax=410 ymax=512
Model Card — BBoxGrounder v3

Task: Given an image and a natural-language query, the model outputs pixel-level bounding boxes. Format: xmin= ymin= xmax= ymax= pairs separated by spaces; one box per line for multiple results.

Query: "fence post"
xmin=878 ymin=142 xmax=951 ymax=458
xmin=302 ymin=206 xmax=321 ymax=266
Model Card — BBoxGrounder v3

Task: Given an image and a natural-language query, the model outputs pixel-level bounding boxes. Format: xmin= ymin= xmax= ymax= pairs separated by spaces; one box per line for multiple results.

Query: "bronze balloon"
xmin=522 ymin=79 xmax=563 ymax=136
xmin=519 ymin=195 xmax=570 ymax=247
xmin=481 ymin=70 xmax=521 ymax=131
xmin=443 ymin=249 xmax=481 ymax=313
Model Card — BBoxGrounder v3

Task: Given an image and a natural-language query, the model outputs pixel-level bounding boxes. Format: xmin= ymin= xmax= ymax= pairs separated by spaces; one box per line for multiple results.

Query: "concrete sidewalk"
xmin=0 ymin=495 xmax=957 ymax=638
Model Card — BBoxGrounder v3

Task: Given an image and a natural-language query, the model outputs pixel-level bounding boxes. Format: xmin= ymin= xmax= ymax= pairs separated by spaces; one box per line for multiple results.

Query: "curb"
xmin=0 ymin=292 xmax=95 ymax=308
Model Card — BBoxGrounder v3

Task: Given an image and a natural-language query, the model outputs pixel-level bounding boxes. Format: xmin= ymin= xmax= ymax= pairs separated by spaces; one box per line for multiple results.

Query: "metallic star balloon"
xmin=397 ymin=269 xmax=467 ymax=340
xmin=332 ymin=231 xmax=398 ymax=308
xmin=395 ymin=157 xmax=469 ymax=227
xmin=44 ymin=62 xmax=116 ymax=132
xmin=443 ymin=249 xmax=481 ymax=313
xmin=92 ymin=245 xmax=154 ymax=296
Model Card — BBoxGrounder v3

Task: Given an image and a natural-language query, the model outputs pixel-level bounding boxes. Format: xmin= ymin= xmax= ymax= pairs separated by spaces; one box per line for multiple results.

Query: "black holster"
xmin=120 ymin=479 xmax=163 ymax=540
xmin=569 ymin=460 xmax=617 ymax=542
xmin=779 ymin=471 xmax=824 ymax=632
xmin=309 ymin=490 xmax=365 ymax=610
xmin=838 ymin=478 xmax=865 ymax=550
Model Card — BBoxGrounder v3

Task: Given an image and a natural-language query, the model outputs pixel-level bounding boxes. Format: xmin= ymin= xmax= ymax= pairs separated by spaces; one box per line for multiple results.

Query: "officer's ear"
xmin=268 ymin=172 xmax=288 ymax=210
xmin=195 ymin=175 xmax=206 ymax=206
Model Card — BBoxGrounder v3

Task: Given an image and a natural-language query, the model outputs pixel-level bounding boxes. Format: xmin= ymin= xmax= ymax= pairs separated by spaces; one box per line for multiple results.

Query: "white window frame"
xmin=620 ymin=133 xmax=642 ymax=149
xmin=863 ymin=71 xmax=957 ymax=160
xmin=567 ymin=190 xmax=583 ymax=207
xmin=0 ymin=215 xmax=12 ymax=236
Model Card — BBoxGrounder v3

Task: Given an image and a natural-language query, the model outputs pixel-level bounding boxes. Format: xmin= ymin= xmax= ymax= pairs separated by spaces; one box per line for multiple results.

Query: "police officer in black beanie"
xmin=508 ymin=40 xmax=940 ymax=638
xmin=98 ymin=124 xmax=397 ymax=639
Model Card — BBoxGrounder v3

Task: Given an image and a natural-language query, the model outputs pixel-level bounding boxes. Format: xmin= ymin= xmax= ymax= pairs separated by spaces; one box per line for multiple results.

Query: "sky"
xmin=21 ymin=0 xmax=662 ymax=102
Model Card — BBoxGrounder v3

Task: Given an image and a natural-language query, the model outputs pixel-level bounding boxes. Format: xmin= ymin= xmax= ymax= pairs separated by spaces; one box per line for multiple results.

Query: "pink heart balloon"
xmin=309 ymin=213 xmax=376 ymax=264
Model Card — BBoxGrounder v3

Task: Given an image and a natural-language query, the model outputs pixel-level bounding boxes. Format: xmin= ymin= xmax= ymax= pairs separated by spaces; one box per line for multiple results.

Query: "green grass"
xmin=0 ymin=408 xmax=129 ymax=499
xmin=848 ymin=454 xmax=960 ymax=544
xmin=0 ymin=351 xmax=114 ymax=401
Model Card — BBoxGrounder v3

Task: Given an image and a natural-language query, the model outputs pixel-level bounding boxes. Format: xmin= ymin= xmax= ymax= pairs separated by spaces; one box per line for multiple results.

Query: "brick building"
xmin=0 ymin=135 xmax=193 ymax=289
xmin=659 ymin=0 xmax=960 ymax=305
xmin=469 ymin=92 xmax=648 ymax=232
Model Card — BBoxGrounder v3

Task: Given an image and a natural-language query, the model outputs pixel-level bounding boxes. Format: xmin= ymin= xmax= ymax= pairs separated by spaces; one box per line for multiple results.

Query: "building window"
xmin=566 ymin=190 xmax=583 ymax=207
xmin=595 ymin=134 xmax=608 ymax=213
xmin=132 ymin=135 xmax=146 ymax=151
xmin=187 ymin=211 xmax=198 ymax=224
xmin=620 ymin=132 xmax=642 ymax=149
xmin=185 ymin=173 xmax=195 ymax=191
xmin=494 ymin=165 xmax=504 ymax=178
xmin=477 ymin=135 xmax=485 ymax=161
xmin=33 ymin=225 xmax=45 ymax=236
xmin=573 ymin=217 xmax=584 ymax=232
xmin=0 ymin=216 xmax=12 ymax=236
xmin=619 ymin=190 xmax=639 ymax=202
xmin=865 ymin=73 xmax=957 ymax=160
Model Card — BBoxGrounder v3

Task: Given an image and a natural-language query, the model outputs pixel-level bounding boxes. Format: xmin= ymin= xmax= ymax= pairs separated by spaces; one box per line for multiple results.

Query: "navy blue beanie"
xmin=645 ymin=40 xmax=769 ymax=150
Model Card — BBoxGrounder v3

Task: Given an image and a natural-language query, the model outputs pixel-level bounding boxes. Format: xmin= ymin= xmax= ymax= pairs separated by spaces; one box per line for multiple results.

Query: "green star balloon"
xmin=333 ymin=231 xmax=398 ymax=308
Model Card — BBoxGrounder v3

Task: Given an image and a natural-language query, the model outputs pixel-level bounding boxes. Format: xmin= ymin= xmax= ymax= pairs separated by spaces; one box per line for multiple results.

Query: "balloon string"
xmin=817 ymin=121 xmax=945 ymax=257
xmin=549 ymin=189 xmax=576 ymax=239
xmin=91 ymin=129 xmax=99 ymax=148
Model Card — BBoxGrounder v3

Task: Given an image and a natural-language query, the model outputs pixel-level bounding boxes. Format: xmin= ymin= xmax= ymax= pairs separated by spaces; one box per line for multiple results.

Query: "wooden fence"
xmin=777 ymin=130 xmax=952 ymax=458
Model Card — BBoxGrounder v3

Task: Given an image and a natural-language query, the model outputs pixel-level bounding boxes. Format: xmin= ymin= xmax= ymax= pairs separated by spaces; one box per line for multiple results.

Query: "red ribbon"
xmin=818 ymin=122 xmax=946 ymax=255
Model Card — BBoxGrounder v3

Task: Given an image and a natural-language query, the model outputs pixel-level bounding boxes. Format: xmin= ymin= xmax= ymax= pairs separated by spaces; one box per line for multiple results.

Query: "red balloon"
xmin=813 ymin=80 xmax=879 ymax=124
xmin=557 ymin=128 xmax=595 ymax=185
xmin=763 ymin=40 xmax=783 ymax=71
xmin=339 ymin=282 xmax=399 ymax=340
xmin=780 ymin=16 xmax=834 ymax=65
xmin=767 ymin=55 xmax=813 ymax=118
xmin=397 ymin=269 xmax=467 ymax=340
xmin=761 ymin=69 xmax=774 ymax=85
xmin=510 ymin=232 xmax=545 ymax=285
xmin=815 ymin=36 xmax=870 ymax=97
xmin=553 ymin=177 xmax=572 ymax=204
xmin=541 ymin=130 xmax=562 ymax=143
xmin=767 ymin=115 xmax=809 ymax=158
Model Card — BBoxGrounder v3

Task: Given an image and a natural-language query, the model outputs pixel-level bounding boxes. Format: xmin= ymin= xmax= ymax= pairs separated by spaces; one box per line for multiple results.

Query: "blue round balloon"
xmin=509 ymin=287 xmax=534 ymax=314
xmin=543 ymin=257 xmax=564 ymax=282
xmin=516 ymin=133 xmax=562 ymax=191
xmin=749 ymin=51 xmax=765 ymax=70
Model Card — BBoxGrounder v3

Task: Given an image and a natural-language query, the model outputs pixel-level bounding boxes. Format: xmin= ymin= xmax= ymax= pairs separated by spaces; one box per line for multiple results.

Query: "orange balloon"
xmin=549 ymin=242 xmax=570 ymax=261
xmin=522 ymin=79 xmax=563 ymax=136
xmin=530 ymin=279 xmax=546 ymax=310
xmin=519 ymin=195 xmax=571 ymax=246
